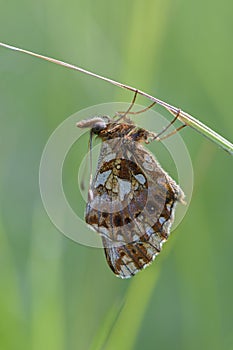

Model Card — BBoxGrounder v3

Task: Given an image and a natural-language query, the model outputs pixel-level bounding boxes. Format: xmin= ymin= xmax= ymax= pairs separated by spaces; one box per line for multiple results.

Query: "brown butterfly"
xmin=77 ymin=105 xmax=185 ymax=278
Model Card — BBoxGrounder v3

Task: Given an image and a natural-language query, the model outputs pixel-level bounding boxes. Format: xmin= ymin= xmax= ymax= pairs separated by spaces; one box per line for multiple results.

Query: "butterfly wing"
xmin=85 ymin=136 xmax=184 ymax=278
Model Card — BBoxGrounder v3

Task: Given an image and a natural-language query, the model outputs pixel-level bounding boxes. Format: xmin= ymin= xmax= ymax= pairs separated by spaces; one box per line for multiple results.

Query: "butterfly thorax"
xmin=77 ymin=116 xmax=156 ymax=143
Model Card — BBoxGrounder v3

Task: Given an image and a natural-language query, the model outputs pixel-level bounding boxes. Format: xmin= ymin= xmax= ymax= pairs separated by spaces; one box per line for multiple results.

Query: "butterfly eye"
xmin=92 ymin=121 xmax=106 ymax=134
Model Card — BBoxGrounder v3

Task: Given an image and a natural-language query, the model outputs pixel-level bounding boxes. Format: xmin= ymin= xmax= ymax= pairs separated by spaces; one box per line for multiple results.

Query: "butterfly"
xmin=77 ymin=107 xmax=185 ymax=278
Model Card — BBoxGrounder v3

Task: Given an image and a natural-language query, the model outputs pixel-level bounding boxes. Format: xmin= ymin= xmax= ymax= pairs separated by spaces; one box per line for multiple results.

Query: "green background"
xmin=0 ymin=1 xmax=233 ymax=349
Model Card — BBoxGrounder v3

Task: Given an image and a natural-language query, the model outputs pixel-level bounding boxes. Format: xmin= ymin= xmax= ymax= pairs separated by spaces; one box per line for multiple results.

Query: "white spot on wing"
xmin=120 ymin=265 xmax=132 ymax=277
xmin=159 ymin=216 xmax=166 ymax=225
xmin=118 ymin=179 xmax=131 ymax=201
xmin=142 ymin=161 xmax=154 ymax=171
xmin=133 ymin=173 xmax=146 ymax=185
xmin=117 ymin=233 xmax=123 ymax=241
xmin=166 ymin=203 xmax=171 ymax=211
xmin=146 ymin=225 xmax=155 ymax=235
xmin=145 ymin=154 xmax=152 ymax=162
xmin=95 ymin=170 xmax=111 ymax=187
xmin=127 ymin=262 xmax=137 ymax=273
xmin=105 ymin=153 xmax=116 ymax=162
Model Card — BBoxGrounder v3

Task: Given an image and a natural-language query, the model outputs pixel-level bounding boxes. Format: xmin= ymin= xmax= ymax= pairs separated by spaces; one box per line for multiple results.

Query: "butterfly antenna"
xmin=157 ymin=124 xmax=187 ymax=141
xmin=80 ymin=129 xmax=94 ymax=195
xmin=116 ymin=101 xmax=157 ymax=116
xmin=80 ymin=150 xmax=89 ymax=191
xmin=87 ymin=131 xmax=94 ymax=201
xmin=115 ymin=90 xmax=138 ymax=121
xmin=152 ymin=109 xmax=186 ymax=141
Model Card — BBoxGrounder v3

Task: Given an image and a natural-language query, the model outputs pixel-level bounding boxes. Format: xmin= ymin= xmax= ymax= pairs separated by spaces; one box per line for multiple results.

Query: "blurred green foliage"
xmin=0 ymin=0 xmax=233 ymax=349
